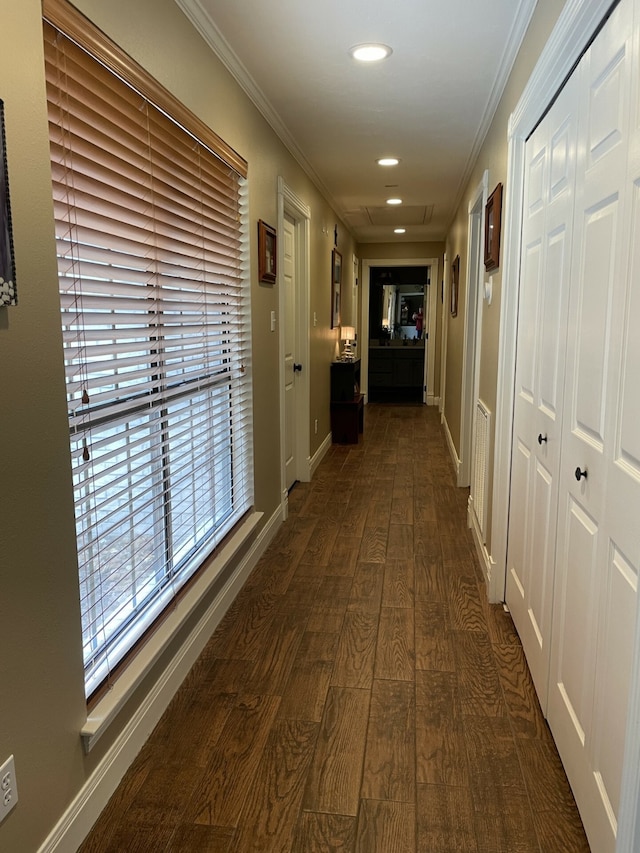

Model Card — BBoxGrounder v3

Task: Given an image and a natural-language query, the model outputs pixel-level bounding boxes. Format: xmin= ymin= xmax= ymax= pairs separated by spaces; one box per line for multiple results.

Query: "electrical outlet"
xmin=0 ymin=755 xmax=18 ymax=823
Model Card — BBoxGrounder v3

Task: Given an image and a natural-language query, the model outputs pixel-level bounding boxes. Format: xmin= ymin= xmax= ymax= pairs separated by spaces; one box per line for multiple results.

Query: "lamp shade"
xmin=341 ymin=325 xmax=356 ymax=341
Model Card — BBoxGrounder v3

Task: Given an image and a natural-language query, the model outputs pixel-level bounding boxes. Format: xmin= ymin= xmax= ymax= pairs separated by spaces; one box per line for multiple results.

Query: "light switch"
xmin=270 ymin=310 xmax=276 ymax=332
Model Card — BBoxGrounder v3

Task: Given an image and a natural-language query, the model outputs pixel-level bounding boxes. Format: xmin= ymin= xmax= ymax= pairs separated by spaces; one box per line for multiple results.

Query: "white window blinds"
xmin=43 ymin=2 xmax=253 ymax=698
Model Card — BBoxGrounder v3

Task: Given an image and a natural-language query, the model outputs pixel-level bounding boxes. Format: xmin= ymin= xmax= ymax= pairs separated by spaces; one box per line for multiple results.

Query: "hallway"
xmin=79 ymin=404 xmax=590 ymax=852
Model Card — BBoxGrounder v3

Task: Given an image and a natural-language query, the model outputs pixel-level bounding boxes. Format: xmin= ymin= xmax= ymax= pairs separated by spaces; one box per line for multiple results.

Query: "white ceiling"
xmin=176 ymin=0 xmax=538 ymax=243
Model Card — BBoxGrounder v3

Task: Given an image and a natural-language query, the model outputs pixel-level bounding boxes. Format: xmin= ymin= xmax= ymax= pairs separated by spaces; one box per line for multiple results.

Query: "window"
xmin=43 ymin=1 xmax=252 ymax=698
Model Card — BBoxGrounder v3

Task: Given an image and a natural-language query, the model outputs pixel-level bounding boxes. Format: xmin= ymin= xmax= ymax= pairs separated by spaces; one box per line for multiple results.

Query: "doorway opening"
xmin=360 ymin=256 xmax=440 ymax=406
xmin=277 ymin=177 xmax=310 ymax=520
xmin=367 ymin=265 xmax=428 ymax=403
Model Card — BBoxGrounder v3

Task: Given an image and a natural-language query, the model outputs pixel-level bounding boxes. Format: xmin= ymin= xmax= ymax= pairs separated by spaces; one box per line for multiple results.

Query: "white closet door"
xmin=548 ymin=0 xmax=640 ymax=849
xmin=506 ymin=75 xmax=578 ymax=709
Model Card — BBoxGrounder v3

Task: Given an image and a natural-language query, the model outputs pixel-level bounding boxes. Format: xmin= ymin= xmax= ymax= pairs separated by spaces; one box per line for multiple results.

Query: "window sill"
xmin=80 ymin=510 xmax=263 ymax=753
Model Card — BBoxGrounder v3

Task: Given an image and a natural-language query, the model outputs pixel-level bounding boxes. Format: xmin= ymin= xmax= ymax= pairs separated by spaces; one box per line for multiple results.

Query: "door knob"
xmin=538 ymin=433 xmax=547 ymax=444
xmin=293 ymin=363 xmax=302 ymax=373
xmin=575 ymin=467 xmax=587 ymax=481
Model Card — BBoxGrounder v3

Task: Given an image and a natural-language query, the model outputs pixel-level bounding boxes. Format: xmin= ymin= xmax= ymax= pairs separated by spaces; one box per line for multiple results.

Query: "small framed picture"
xmin=258 ymin=219 xmax=276 ymax=284
xmin=0 ymin=100 xmax=17 ymax=306
xmin=484 ymin=183 xmax=503 ymax=271
xmin=331 ymin=248 xmax=342 ymax=329
xmin=451 ymin=255 xmax=460 ymax=317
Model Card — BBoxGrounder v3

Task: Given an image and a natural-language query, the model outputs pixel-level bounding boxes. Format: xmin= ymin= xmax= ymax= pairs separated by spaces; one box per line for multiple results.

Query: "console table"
xmin=330 ymin=360 xmax=363 ymax=444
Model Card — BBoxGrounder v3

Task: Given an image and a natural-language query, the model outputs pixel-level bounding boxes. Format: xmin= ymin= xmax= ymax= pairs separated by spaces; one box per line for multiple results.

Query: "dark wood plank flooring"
xmin=79 ymin=404 xmax=590 ymax=853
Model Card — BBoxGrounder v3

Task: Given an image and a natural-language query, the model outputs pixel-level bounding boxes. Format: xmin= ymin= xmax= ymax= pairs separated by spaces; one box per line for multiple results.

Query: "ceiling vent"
xmin=343 ymin=206 xmax=434 ymax=228
xmin=365 ymin=205 xmax=433 ymax=226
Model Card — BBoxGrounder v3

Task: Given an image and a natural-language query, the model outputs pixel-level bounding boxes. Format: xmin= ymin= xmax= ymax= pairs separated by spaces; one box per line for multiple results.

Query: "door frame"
xmin=277 ymin=177 xmax=311 ymax=519
xmin=459 ymin=170 xmax=488 ymax=488
xmin=491 ymin=0 xmax=640 ymax=845
xmin=439 ymin=252 xmax=448 ymax=418
xmin=361 ymin=257 xmax=439 ymax=404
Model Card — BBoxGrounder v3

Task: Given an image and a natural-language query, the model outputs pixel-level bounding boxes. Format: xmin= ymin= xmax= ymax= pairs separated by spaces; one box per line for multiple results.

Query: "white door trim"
xmin=491 ymin=0 xmax=640 ymax=846
xmin=277 ymin=177 xmax=311 ymax=519
xmin=426 ymin=257 xmax=439 ymax=404
xmin=361 ymin=257 xmax=439 ymax=404
xmin=440 ymin=253 xmax=448 ymax=418
xmin=459 ymin=170 xmax=489 ymax=487
xmin=352 ymin=253 xmax=359 ymax=336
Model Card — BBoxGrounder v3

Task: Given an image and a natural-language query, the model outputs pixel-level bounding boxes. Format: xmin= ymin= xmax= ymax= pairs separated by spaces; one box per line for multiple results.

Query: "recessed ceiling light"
xmin=377 ymin=157 xmax=399 ymax=166
xmin=394 ymin=228 xmax=406 ymax=234
xmin=386 ymin=197 xmax=402 ymax=205
xmin=350 ymin=43 xmax=392 ymax=62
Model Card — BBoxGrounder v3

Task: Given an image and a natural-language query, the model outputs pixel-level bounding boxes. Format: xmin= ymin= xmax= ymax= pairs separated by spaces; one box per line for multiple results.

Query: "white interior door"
xmin=506 ymin=74 xmax=578 ymax=709
xmin=548 ymin=1 xmax=640 ymax=850
xmin=283 ymin=214 xmax=297 ymax=490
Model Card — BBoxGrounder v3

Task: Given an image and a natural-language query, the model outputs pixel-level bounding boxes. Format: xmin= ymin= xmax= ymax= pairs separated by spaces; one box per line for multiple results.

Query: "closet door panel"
xmin=592 ymin=546 xmax=637 ymax=821
xmin=506 ymin=76 xmax=578 ymax=710
xmin=616 ymin=183 xmax=640 ymax=481
xmin=548 ymin=0 xmax=637 ymax=849
xmin=539 ymin=227 xmax=569 ymax=418
xmin=518 ymin=239 xmax=542 ymax=401
xmin=528 ymin=460 xmax=554 ymax=626
xmin=509 ymin=439 xmax=531 ymax=600
xmin=573 ymin=200 xmax=617 ymax=446
xmin=592 ymin=125 xmax=640 ymax=835
xmin=552 ymin=496 xmax=599 ymax=746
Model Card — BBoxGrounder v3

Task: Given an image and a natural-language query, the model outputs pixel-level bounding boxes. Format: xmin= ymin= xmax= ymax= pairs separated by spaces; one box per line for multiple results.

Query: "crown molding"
xmin=175 ymin=0 xmax=341 ymax=213
xmin=448 ymin=0 xmax=538 ymax=227
xmin=510 ymin=0 xmax=618 ymax=136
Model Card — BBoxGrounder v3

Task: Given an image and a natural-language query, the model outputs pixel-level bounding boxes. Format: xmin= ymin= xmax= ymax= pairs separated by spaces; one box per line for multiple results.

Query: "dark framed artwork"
xmin=451 ymin=255 xmax=460 ymax=317
xmin=0 ymin=100 xmax=16 ymax=306
xmin=484 ymin=182 xmax=503 ymax=271
xmin=331 ymin=248 xmax=342 ymax=329
xmin=258 ymin=219 xmax=276 ymax=284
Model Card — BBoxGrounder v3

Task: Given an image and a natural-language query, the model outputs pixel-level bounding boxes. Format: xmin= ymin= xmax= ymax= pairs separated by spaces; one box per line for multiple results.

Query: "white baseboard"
xmin=441 ymin=414 xmax=461 ymax=478
xmin=309 ymin=431 xmax=332 ymax=479
xmin=467 ymin=498 xmax=501 ymax=604
xmin=37 ymin=504 xmax=283 ymax=853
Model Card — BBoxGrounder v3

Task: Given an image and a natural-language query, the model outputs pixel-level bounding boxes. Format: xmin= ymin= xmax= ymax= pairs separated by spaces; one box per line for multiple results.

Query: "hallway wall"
xmin=442 ymin=0 xmax=569 ymax=550
xmin=0 ymin=1 xmax=355 ymax=850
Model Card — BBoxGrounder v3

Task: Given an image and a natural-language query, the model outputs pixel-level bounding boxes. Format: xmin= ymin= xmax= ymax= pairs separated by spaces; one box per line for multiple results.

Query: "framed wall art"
xmin=451 ymin=255 xmax=460 ymax=317
xmin=0 ymin=100 xmax=16 ymax=306
xmin=331 ymin=248 xmax=342 ymax=328
xmin=258 ymin=219 xmax=276 ymax=284
xmin=484 ymin=182 xmax=503 ymax=271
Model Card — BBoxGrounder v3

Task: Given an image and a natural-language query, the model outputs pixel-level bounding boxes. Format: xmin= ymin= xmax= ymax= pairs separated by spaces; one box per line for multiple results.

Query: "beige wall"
xmin=442 ymin=0 xmax=568 ymax=548
xmin=0 ymin=0 xmax=354 ymax=849
xmin=0 ymin=4 xmax=89 ymax=852
xmin=357 ymin=241 xmax=444 ymax=261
